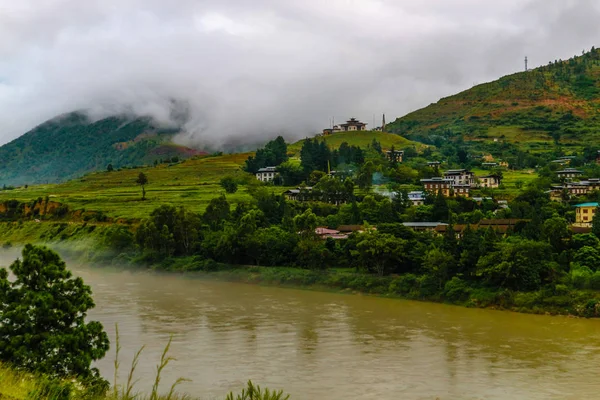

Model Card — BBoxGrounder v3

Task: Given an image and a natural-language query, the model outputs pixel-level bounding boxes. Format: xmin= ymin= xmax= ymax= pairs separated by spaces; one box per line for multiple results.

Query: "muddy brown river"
xmin=2 ymin=250 xmax=600 ymax=399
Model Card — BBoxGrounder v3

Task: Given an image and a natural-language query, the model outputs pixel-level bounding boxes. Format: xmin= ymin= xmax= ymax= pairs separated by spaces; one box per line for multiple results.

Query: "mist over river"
xmin=2 ymin=249 xmax=600 ymax=399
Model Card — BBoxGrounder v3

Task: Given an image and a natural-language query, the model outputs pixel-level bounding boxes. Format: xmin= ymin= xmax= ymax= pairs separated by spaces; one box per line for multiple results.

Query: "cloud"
xmin=0 ymin=0 xmax=599 ymax=149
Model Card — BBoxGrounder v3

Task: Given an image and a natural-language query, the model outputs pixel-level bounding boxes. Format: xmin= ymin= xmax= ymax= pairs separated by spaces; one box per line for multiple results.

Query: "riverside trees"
xmin=0 ymin=245 xmax=109 ymax=386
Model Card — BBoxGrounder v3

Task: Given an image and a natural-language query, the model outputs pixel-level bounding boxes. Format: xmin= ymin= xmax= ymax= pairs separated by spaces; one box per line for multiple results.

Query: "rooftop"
xmin=575 ymin=202 xmax=599 ymax=208
xmin=257 ymin=167 xmax=277 ymax=172
xmin=402 ymin=222 xmax=447 ymax=228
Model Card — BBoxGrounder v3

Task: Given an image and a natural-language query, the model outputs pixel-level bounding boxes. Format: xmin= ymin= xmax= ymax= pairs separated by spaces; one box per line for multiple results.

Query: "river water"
xmin=2 ymin=251 xmax=600 ymax=399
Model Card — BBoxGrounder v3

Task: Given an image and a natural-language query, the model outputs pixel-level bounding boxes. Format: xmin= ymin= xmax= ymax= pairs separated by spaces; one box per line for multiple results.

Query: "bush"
xmin=571 ymin=264 xmax=593 ymax=289
xmin=589 ymin=271 xmax=600 ymax=290
xmin=220 ymin=176 xmax=239 ymax=194
xmin=389 ymin=273 xmax=418 ymax=295
xmin=443 ymin=277 xmax=471 ymax=302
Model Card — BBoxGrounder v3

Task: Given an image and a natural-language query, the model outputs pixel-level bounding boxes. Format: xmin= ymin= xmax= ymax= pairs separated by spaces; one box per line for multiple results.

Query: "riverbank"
xmin=2 ymin=221 xmax=600 ymax=319
xmin=139 ymin=256 xmax=600 ymax=318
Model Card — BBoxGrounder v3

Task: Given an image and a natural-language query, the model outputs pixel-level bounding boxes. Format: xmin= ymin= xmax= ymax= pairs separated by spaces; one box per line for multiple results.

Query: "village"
xmin=254 ymin=116 xmax=600 ymax=240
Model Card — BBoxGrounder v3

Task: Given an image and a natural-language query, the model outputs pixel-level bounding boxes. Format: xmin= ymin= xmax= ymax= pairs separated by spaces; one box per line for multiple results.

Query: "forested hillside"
xmin=0 ymin=112 xmax=204 ymax=186
xmin=388 ymin=47 xmax=600 ymax=147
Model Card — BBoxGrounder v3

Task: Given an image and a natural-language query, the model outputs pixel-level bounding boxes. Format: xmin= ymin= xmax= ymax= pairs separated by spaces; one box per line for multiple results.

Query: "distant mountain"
xmin=0 ymin=112 xmax=206 ymax=186
xmin=388 ymin=47 xmax=600 ymax=147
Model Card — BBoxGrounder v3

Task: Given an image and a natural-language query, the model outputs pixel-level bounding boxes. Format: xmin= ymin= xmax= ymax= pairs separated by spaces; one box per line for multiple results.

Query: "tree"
xmin=422 ymin=247 xmax=455 ymax=289
xmin=476 ymin=238 xmax=556 ymax=291
xmin=136 ymin=172 xmax=148 ymax=200
xmin=220 ymin=176 xmax=239 ymax=194
xmin=106 ymin=163 xmax=114 ymax=172
xmin=352 ymin=231 xmax=406 ymax=276
xmin=203 ymin=195 xmax=230 ymax=230
xmin=541 ymin=216 xmax=571 ymax=252
xmin=593 ymin=212 xmax=600 ymax=239
xmin=0 ymin=245 xmax=109 ymax=382
xmin=293 ymin=208 xmax=318 ymax=238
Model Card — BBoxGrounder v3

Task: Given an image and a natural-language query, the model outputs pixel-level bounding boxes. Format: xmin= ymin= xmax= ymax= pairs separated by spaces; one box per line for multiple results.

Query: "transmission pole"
xmin=525 ymin=56 xmax=528 ymax=72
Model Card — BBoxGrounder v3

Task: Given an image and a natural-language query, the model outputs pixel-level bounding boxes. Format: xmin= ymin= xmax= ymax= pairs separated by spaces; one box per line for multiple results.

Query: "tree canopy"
xmin=0 ymin=245 xmax=109 ymax=381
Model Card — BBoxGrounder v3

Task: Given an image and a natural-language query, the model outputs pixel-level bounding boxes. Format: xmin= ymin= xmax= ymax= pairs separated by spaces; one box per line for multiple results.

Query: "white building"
xmin=256 ymin=167 xmax=278 ymax=182
xmin=478 ymin=175 xmax=501 ymax=188
xmin=408 ymin=191 xmax=425 ymax=206
xmin=444 ymin=169 xmax=475 ymax=187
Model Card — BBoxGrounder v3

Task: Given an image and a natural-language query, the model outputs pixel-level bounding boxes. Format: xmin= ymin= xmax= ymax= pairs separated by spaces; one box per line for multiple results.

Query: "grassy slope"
xmin=287 ymin=130 xmax=420 ymax=155
xmin=387 ymin=48 xmax=600 ymax=151
xmin=0 ymin=153 xmax=273 ymax=220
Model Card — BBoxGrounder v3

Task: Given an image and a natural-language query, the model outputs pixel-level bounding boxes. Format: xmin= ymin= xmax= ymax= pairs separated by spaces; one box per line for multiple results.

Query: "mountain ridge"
xmin=387 ymin=47 xmax=600 ymax=148
xmin=0 ymin=111 xmax=206 ymax=186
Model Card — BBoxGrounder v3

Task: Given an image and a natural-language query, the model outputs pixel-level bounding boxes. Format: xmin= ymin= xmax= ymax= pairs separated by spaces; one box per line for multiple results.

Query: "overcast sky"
xmin=1 ymin=0 xmax=599 ymax=148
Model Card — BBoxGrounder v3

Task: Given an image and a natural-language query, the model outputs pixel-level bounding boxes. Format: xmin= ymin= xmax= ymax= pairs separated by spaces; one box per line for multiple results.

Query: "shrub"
xmin=389 ymin=273 xmax=418 ymax=295
xmin=589 ymin=271 xmax=600 ymax=290
xmin=443 ymin=277 xmax=471 ymax=302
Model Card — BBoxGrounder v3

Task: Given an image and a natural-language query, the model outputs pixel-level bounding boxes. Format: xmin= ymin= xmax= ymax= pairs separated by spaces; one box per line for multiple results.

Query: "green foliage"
xmin=0 ymin=245 xmax=109 ymax=383
xmin=476 ymin=238 xmax=555 ymax=291
xmin=220 ymin=176 xmax=239 ymax=194
xmin=0 ymin=112 xmax=186 ymax=186
xmin=136 ymin=172 xmax=148 ymax=200
xmin=244 ymin=136 xmax=288 ymax=173
xmin=443 ymin=277 xmax=471 ymax=302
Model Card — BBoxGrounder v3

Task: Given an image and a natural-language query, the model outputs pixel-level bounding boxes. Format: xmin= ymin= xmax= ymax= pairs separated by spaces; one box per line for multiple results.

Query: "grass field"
xmin=287 ymin=130 xmax=420 ymax=155
xmin=0 ymin=153 xmax=290 ymax=220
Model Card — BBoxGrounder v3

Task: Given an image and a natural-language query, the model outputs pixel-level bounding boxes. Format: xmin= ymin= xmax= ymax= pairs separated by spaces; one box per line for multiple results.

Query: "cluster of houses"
xmin=548 ymin=168 xmax=600 ymax=201
xmin=313 ymin=219 xmax=530 ymax=240
xmin=419 ymin=169 xmax=501 ymax=199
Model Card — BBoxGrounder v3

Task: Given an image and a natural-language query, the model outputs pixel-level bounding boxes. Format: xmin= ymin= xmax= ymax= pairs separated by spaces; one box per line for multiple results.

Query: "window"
xmin=584 ymin=209 xmax=588 ymax=214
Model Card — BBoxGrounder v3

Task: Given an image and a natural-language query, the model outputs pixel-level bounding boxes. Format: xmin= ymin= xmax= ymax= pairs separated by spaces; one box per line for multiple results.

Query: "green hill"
xmin=288 ymin=130 xmax=420 ymax=155
xmin=0 ymin=112 xmax=207 ymax=186
xmin=387 ymin=47 xmax=600 ymax=150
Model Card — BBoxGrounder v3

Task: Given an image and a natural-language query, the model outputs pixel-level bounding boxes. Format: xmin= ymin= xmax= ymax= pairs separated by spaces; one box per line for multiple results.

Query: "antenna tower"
xmin=525 ymin=56 xmax=528 ymax=72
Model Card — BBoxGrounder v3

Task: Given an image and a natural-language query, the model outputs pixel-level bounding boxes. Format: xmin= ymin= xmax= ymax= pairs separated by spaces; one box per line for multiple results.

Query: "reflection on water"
xmin=2 ymin=249 xmax=600 ymax=399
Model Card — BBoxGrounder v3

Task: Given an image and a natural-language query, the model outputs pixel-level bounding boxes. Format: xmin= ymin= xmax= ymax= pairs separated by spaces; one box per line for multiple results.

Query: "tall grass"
xmin=0 ymin=323 xmax=291 ymax=400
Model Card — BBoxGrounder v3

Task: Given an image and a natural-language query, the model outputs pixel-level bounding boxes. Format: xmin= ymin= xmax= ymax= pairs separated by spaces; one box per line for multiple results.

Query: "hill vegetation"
xmin=0 ymin=112 xmax=206 ymax=187
xmin=287 ymin=130 xmax=418 ymax=155
xmin=387 ymin=47 xmax=600 ymax=151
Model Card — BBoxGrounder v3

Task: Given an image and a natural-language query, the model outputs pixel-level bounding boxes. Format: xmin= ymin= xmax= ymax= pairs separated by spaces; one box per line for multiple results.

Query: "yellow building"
xmin=575 ymin=202 xmax=598 ymax=227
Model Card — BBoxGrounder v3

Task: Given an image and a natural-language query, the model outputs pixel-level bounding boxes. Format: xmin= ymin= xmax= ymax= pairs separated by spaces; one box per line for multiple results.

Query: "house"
xmin=427 ymin=161 xmax=441 ymax=168
xmin=315 ymin=227 xmax=348 ymax=240
xmin=408 ymin=191 xmax=425 ymax=206
xmin=574 ymin=202 xmax=598 ymax=227
xmin=434 ymin=224 xmax=468 ymax=238
xmin=402 ymin=222 xmax=447 ymax=232
xmin=284 ymin=187 xmax=313 ymax=201
xmin=420 ymin=177 xmax=454 ymax=197
xmin=385 ymin=150 xmax=404 ymax=163
xmin=453 ymin=184 xmax=471 ymax=197
xmin=481 ymin=162 xmax=498 ymax=169
xmin=339 ymin=118 xmax=367 ymax=132
xmin=549 ymin=179 xmax=600 ymax=201
xmin=477 ymin=219 xmax=527 ymax=233
xmin=557 ymin=168 xmax=583 ymax=180
xmin=472 ymin=197 xmax=493 ymax=204
xmin=444 ymin=169 xmax=475 ymax=187
xmin=323 ymin=125 xmax=342 ymax=135
xmin=337 ymin=225 xmax=376 ymax=234
xmin=478 ymin=175 xmax=501 ymax=188
xmin=499 ymin=161 xmax=509 ymax=168
xmin=256 ymin=167 xmax=278 ymax=182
